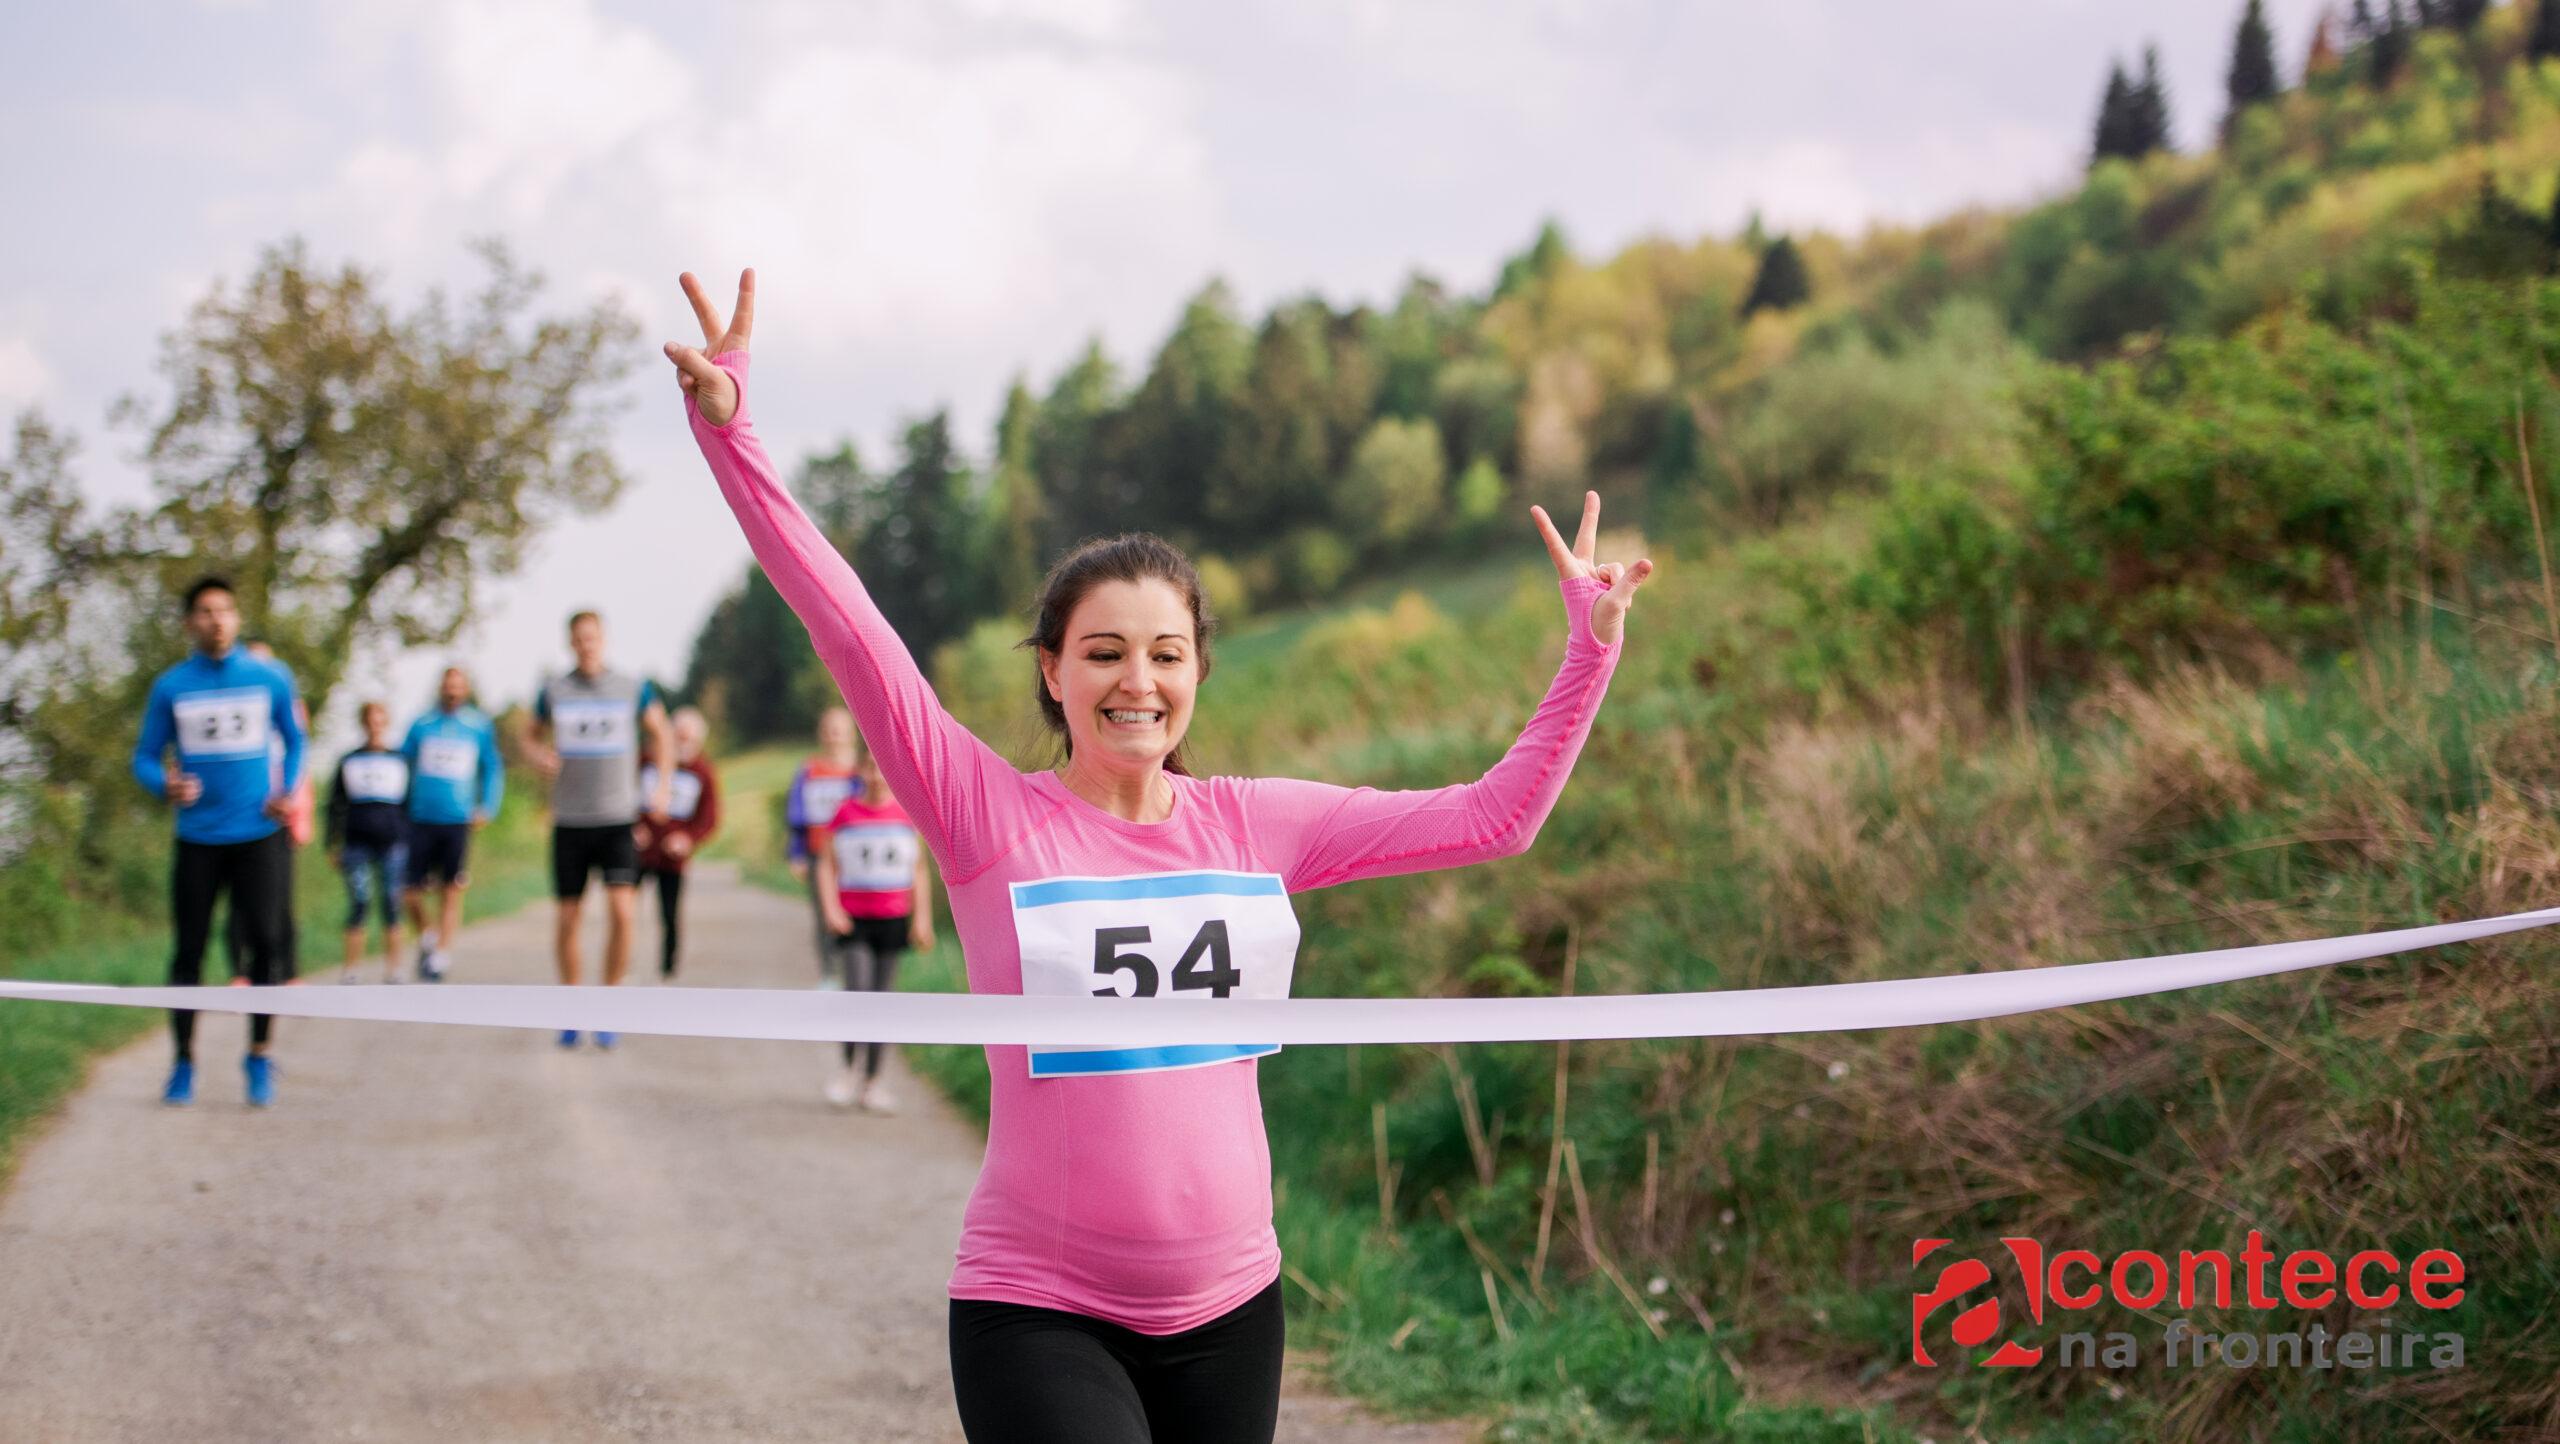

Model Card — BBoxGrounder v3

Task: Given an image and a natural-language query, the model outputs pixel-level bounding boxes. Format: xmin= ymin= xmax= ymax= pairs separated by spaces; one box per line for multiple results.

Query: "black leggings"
xmin=831 ymin=915 xmax=908 ymax=1074
xmin=645 ymin=865 xmax=686 ymax=978
xmin=948 ymin=1280 xmax=1284 ymax=1444
xmin=174 ymin=832 xmax=292 ymax=1059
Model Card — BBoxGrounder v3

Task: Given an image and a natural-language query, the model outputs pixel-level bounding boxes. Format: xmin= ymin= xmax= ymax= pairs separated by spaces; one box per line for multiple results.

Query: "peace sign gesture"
xmin=1530 ymin=491 xmax=1655 ymax=648
xmin=663 ymin=269 xmax=756 ymax=428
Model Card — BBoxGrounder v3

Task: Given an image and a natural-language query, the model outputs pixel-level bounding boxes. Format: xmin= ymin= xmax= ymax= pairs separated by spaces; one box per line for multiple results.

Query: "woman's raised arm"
xmin=1238 ymin=492 xmax=1651 ymax=892
xmin=667 ymin=270 xmax=1030 ymax=883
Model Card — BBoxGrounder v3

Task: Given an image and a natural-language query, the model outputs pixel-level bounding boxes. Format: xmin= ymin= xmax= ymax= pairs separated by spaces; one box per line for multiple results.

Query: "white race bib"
xmin=418 ymin=736 xmax=478 ymax=782
xmin=342 ymin=755 xmax=410 ymax=804
xmin=1010 ymin=870 xmax=1299 ymax=1078
xmin=800 ymin=775 xmax=854 ymax=824
xmin=173 ymin=689 xmax=271 ymax=760
xmin=551 ymin=698 xmax=634 ymax=757
xmin=640 ymin=766 xmax=704 ymax=820
xmin=830 ymin=821 xmax=918 ymax=893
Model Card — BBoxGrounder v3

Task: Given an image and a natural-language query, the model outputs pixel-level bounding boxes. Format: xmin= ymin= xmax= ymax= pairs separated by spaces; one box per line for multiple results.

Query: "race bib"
xmin=1010 ymin=871 xmax=1298 ymax=1078
xmin=830 ymin=822 xmax=918 ymax=892
xmin=342 ymin=755 xmax=410 ymax=804
xmin=551 ymin=698 xmax=634 ymax=758
xmin=800 ymin=775 xmax=854 ymax=823
xmin=640 ymin=766 xmax=704 ymax=820
xmin=172 ymin=689 xmax=271 ymax=760
xmin=418 ymin=735 xmax=478 ymax=782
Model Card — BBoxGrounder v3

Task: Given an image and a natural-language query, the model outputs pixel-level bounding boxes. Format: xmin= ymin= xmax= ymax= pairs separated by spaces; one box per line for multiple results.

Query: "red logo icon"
xmin=1911 ymin=1238 xmax=2046 ymax=1367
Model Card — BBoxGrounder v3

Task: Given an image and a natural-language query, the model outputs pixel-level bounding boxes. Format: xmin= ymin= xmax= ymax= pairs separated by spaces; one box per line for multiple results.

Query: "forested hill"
xmin=684 ymin=2 xmax=2560 ymax=736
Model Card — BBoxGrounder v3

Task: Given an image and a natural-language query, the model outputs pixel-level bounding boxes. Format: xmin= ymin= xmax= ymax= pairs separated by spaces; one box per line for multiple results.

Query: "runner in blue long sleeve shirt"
xmin=130 ymin=577 xmax=306 ymax=1107
xmin=399 ymin=665 xmax=504 ymax=981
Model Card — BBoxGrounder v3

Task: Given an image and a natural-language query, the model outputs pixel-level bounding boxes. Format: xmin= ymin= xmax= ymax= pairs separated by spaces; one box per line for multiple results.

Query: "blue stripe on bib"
xmin=1010 ymin=872 xmax=1286 ymax=910
xmin=1028 ymin=1042 xmax=1280 ymax=1077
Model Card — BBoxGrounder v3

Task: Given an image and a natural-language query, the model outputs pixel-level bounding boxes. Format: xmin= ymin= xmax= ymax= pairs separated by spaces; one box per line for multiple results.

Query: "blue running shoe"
xmin=243 ymin=1054 xmax=275 ymax=1108
xmin=162 ymin=1060 xmax=194 ymax=1106
xmin=593 ymin=1031 xmax=617 ymax=1051
xmin=558 ymin=1029 xmax=581 ymax=1049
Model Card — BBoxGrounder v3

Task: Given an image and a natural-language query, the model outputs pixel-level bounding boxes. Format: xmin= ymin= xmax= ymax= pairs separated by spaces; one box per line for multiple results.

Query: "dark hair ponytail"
xmin=1025 ymin=533 xmax=1216 ymax=777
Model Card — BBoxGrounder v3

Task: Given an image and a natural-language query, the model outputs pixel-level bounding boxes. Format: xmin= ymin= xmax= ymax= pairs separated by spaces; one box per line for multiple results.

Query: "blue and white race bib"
xmin=551 ymin=699 xmax=634 ymax=757
xmin=831 ymin=822 xmax=918 ymax=893
xmin=639 ymin=765 xmax=703 ymax=820
xmin=342 ymin=755 xmax=410 ymax=804
xmin=418 ymin=736 xmax=478 ymax=782
xmin=1010 ymin=870 xmax=1299 ymax=1079
xmin=173 ymin=689 xmax=271 ymax=760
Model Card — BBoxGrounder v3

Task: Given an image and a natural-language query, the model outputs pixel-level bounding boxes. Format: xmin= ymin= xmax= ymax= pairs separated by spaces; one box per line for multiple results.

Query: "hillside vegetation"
xmin=888 ymin=13 xmax=2560 ymax=1441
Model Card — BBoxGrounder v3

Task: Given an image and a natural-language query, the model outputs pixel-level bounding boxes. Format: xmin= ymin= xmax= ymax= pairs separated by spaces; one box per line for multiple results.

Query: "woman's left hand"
xmin=1531 ymin=491 xmax=1654 ymax=648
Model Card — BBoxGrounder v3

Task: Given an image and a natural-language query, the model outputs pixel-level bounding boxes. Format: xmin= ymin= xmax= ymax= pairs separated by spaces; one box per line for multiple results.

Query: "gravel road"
xmin=0 ymin=862 xmax=1470 ymax=1443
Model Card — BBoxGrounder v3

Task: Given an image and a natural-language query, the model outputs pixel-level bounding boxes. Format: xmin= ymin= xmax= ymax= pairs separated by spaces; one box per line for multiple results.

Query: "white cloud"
xmin=0 ymin=337 xmax=52 ymax=410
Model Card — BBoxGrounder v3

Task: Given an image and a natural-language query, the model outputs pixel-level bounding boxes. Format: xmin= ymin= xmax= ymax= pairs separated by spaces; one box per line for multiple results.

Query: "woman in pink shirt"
xmin=667 ymin=271 xmax=1653 ymax=1444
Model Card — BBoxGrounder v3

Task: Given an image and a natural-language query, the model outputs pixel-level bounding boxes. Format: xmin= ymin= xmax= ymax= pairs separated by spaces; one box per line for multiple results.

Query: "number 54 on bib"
xmin=1008 ymin=871 xmax=1300 ymax=1078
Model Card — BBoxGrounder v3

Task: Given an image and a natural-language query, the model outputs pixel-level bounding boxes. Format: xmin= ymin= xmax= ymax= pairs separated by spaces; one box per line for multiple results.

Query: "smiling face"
xmin=1038 ymin=578 xmax=1201 ymax=775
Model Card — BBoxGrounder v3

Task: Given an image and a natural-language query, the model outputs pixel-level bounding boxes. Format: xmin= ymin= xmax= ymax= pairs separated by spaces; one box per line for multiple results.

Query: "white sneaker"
xmin=859 ymin=1079 xmax=898 ymax=1116
xmin=824 ymin=1068 xmax=860 ymax=1109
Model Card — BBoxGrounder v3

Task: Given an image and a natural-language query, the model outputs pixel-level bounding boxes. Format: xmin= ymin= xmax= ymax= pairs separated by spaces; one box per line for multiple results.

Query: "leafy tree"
xmin=1031 ymin=339 xmax=1123 ymax=556
xmin=1119 ymin=279 xmax=1251 ymax=540
xmin=2226 ymin=0 xmax=2282 ymax=134
xmin=1373 ymin=275 xmax=1459 ymax=421
xmin=1210 ymin=306 xmax=1334 ymax=542
xmin=853 ymin=411 xmax=979 ymax=660
xmin=1494 ymin=220 xmax=1573 ymax=301
xmin=792 ymin=440 xmax=870 ymax=553
xmin=2444 ymin=0 xmax=2489 ymax=28
xmin=1739 ymin=236 xmax=1812 ymax=317
xmin=1335 ymin=416 xmax=1447 ymax=546
xmin=2533 ymin=0 xmax=2560 ymax=61
xmin=116 ymin=238 xmax=635 ymax=715
xmin=982 ymin=380 xmax=1047 ymax=607
xmin=2349 ymin=0 xmax=2378 ymax=44
xmin=681 ymin=565 xmax=814 ymax=743
xmin=2438 ymin=176 xmax=2552 ymax=278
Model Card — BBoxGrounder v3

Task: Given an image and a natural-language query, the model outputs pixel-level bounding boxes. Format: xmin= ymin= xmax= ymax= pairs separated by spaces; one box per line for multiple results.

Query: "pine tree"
xmin=2131 ymin=46 xmax=2175 ymax=155
xmin=2445 ymin=0 xmax=2489 ymax=28
xmin=1738 ymin=236 xmax=1811 ymax=317
xmin=2371 ymin=0 xmax=2412 ymax=84
xmin=2093 ymin=61 xmax=2139 ymax=163
xmin=2533 ymin=0 xmax=2560 ymax=61
xmin=2226 ymin=0 xmax=2282 ymax=134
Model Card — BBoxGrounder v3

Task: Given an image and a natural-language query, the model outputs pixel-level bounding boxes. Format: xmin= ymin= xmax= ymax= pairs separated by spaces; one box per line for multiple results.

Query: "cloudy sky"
xmin=3 ymin=0 xmax=2329 ymax=741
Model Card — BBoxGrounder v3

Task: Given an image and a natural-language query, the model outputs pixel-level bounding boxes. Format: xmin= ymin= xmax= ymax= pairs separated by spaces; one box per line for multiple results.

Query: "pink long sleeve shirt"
xmin=689 ymin=353 xmax=1621 ymax=1333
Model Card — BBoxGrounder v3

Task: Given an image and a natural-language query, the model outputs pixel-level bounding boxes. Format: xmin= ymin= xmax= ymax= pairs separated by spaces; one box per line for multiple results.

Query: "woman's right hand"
xmin=665 ymin=269 xmax=755 ymax=427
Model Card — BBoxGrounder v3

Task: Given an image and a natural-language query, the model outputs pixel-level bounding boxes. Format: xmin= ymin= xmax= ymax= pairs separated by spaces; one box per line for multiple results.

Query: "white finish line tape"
xmin=1 ymin=907 xmax=2552 ymax=1046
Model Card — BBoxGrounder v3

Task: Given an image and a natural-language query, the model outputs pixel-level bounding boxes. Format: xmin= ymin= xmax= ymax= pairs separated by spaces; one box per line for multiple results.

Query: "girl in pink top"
xmin=812 ymin=731 xmax=938 ymax=1112
xmin=666 ymin=271 xmax=1654 ymax=1444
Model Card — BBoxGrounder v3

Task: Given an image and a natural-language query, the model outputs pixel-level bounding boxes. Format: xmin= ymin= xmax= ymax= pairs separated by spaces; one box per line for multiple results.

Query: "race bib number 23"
xmin=1010 ymin=871 xmax=1299 ymax=1078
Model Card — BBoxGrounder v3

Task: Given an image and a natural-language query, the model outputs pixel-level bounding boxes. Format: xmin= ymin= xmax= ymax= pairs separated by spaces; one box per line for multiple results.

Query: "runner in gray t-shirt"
xmin=522 ymin=610 xmax=673 ymax=1050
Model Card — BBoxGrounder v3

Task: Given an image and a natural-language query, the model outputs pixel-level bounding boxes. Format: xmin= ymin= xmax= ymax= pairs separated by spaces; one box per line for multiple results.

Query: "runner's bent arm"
xmin=132 ymin=678 xmax=175 ymax=799
xmin=1241 ymin=576 xmax=1621 ymax=893
xmin=685 ymin=351 xmax=1029 ymax=881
